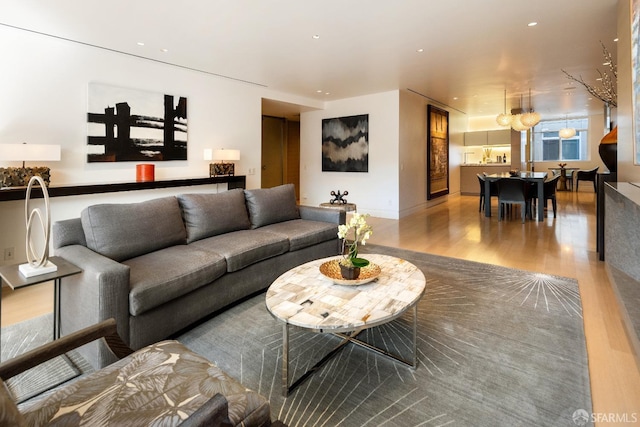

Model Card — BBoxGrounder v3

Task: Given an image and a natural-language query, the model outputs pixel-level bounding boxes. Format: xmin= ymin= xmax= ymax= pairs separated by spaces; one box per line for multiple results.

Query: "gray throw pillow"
xmin=177 ymin=189 xmax=251 ymax=243
xmin=244 ymin=184 xmax=299 ymax=228
xmin=81 ymin=197 xmax=187 ymax=262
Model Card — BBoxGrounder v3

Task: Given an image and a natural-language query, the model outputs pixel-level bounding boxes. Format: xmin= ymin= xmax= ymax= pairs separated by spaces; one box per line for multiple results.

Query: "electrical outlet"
xmin=4 ymin=247 xmax=14 ymax=261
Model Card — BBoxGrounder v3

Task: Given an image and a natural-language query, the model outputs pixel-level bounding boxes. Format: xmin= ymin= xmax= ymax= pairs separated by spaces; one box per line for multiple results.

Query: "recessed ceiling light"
xmin=527 ymin=22 xmax=538 ymax=27
xmin=312 ymin=35 xmax=320 ymax=39
xmin=160 ymin=48 xmax=169 ymax=53
xmin=137 ymin=42 xmax=145 ymax=46
xmin=453 ymin=97 xmax=458 ymax=100
xmin=325 ymin=92 xmax=330 ymax=95
xmin=316 ymin=90 xmax=322 ymax=93
xmin=417 ymin=48 xmax=424 ymax=53
xmin=614 ymin=38 xmax=619 ymax=42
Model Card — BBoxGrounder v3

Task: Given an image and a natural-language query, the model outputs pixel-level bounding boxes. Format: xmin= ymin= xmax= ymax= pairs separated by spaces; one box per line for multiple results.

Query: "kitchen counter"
xmin=461 ymin=163 xmax=510 ymax=167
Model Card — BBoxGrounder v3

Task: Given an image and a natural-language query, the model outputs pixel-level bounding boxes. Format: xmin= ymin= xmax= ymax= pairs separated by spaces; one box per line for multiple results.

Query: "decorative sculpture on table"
xmin=18 ymin=176 xmax=57 ymax=277
xmin=329 ymin=190 xmax=348 ymax=205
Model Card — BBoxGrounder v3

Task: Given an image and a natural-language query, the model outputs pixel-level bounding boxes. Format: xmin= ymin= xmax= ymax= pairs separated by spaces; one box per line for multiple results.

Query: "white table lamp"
xmin=0 ymin=143 xmax=61 ymax=187
xmin=209 ymin=149 xmax=240 ymax=177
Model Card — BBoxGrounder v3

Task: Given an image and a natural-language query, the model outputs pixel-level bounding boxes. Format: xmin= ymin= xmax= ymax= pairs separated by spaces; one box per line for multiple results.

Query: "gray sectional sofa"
xmin=52 ymin=184 xmax=344 ymax=369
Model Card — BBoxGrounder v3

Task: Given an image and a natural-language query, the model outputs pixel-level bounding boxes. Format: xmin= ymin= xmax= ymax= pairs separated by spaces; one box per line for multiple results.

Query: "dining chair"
xmin=530 ymin=174 xmax=561 ymax=218
xmin=477 ymin=174 xmax=499 ymax=212
xmin=477 ymin=174 xmax=485 ymax=211
xmin=565 ymin=170 xmax=574 ymax=191
xmin=575 ymin=166 xmax=599 ymax=192
xmin=497 ymin=178 xmax=530 ymax=223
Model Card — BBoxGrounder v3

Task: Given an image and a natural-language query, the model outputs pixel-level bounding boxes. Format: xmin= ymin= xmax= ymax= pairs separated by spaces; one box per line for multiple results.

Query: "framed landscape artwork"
xmin=87 ymin=83 xmax=188 ymax=162
xmin=321 ymin=114 xmax=369 ymax=172
xmin=426 ymin=105 xmax=449 ymax=200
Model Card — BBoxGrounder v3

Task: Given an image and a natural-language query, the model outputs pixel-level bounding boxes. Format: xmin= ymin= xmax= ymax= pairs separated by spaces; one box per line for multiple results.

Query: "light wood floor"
xmin=2 ymin=190 xmax=639 ymax=422
xmin=366 ymin=190 xmax=640 ymax=423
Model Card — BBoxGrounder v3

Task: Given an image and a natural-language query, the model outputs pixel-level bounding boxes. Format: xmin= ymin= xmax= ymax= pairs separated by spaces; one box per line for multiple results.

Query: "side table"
xmin=319 ymin=202 xmax=357 ymax=212
xmin=0 ymin=256 xmax=82 ymax=360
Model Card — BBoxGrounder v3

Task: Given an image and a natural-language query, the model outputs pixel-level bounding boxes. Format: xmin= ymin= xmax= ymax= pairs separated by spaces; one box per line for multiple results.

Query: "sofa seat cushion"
xmin=125 ymin=245 xmax=227 ymax=316
xmin=260 ymin=219 xmax=339 ymax=252
xmin=177 ymin=189 xmax=251 ymax=243
xmin=82 ymin=197 xmax=187 ymax=262
xmin=21 ymin=340 xmax=271 ymax=427
xmin=192 ymin=229 xmax=289 ymax=272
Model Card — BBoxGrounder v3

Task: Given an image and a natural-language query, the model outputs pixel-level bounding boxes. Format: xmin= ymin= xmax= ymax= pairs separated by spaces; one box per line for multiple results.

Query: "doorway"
xmin=261 ymin=115 xmax=300 ymax=200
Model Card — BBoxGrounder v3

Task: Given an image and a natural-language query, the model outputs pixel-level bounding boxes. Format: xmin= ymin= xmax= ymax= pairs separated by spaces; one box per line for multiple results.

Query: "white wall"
xmin=300 ymin=91 xmax=401 ymax=219
xmin=0 ymin=25 xmax=323 ymax=265
xmin=399 ymin=90 xmax=465 ymax=217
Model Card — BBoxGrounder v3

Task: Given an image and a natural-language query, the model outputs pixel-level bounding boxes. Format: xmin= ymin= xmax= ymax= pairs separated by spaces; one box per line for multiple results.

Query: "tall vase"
xmin=598 ymin=126 xmax=617 ymax=172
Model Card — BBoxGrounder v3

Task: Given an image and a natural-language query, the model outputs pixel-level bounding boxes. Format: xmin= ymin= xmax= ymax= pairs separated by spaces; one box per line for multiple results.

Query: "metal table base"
xmin=281 ymin=304 xmax=418 ymax=397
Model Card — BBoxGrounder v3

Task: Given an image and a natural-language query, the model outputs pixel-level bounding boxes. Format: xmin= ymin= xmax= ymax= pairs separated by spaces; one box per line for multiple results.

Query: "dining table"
xmin=548 ymin=167 xmax=580 ymax=191
xmin=484 ymin=171 xmax=548 ymax=221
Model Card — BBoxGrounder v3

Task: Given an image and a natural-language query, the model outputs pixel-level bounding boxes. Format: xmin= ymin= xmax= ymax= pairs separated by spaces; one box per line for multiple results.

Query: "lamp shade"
xmin=510 ymin=114 xmax=529 ymax=132
xmin=496 ymin=113 xmax=512 ymax=127
xmin=520 ymin=111 xmax=541 ymax=127
xmin=0 ymin=144 xmax=61 ymax=162
xmin=559 ymin=128 xmax=576 ymax=139
xmin=213 ymin=149 xmax=240 ymax=161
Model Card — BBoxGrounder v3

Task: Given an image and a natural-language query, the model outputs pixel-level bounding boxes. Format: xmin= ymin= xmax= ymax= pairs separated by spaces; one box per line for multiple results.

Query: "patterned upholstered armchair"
xmin=0 ymin=319 xmax=273 ymax=427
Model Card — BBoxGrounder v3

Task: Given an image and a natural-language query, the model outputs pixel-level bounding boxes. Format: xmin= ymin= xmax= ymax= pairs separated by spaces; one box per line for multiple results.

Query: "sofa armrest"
xmin=52 ymin=218 xmax=87 ymax=249
xmin=299 ymin=205 xmax=345 ymax=224
xmin=54 ymin=245 xmax=131 ymax=368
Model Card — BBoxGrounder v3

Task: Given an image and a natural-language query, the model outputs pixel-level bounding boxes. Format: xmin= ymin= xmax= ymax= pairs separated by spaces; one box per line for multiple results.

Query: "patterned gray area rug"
xmin=178 ymin=244 xmax=593 ymax=426
xmin=1 ymin=314 xmax=80 ymax=403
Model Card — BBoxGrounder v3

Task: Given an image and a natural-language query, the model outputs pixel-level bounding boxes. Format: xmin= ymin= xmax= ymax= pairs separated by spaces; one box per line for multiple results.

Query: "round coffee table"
xmin=266 ymin=253 xmax=426 ymax=396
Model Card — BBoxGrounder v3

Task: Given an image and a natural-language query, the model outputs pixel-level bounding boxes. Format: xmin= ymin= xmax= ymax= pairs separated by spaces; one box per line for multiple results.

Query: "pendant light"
xmin=510 ymin=94 xmax=529 ymax=132
xmin=559 ymin=115 xmax=576 ymax=139
xmin=520 ymin=89 xmax=541 ymax=128
xmin=496 ymin=89 xmax=512 ymax=127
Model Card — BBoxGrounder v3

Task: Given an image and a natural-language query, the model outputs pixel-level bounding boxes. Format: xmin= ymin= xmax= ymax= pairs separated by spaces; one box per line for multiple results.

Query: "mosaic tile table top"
xmin=266 ymin=254 xmax=426 ymax=333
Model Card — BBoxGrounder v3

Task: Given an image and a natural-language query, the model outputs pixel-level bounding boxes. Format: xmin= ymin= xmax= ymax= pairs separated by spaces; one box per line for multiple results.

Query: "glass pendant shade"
xmin=559 ymin=114 xmax=576 ymax=138
xmin=496 ymin=89 xmax=512 ymax=127
xmin=510 ymin=114 xmax=529 ymax=131
xmin=496 ymin=113 xmax=512 ymax=126
xmin=559 ymin=127 xmax=576 ymax=138
xmin=521 ymin=111 xmax=541 ymax=127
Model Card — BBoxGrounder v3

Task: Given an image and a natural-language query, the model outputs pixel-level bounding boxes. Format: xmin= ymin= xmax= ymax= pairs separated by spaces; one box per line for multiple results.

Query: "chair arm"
xmin=177 ymin=393 xmax=233 ymax=427
xmin=0 ymin=319 xmax=133 ymax=381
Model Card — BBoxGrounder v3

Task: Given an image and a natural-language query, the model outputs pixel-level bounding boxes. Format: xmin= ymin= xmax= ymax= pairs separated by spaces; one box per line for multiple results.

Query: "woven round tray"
xmin=319 ymin=259 xmax=381 ymax=286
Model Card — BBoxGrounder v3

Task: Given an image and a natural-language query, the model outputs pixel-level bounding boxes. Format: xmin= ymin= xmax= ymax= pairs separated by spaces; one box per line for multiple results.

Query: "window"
xmin=531 ymin=118 xmax=589 ymax=161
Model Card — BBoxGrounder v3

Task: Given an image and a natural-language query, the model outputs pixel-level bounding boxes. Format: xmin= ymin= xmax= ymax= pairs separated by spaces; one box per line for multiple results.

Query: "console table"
xmin=0 ymin=176 xmax=246 ymax=202
xmin=604 ymin=182 xmax=640 ymax=369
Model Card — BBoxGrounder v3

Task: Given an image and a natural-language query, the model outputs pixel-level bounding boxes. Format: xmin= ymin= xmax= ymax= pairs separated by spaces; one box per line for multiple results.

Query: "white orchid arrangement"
xmin=337 ymin=212 xmax=373 ymax=268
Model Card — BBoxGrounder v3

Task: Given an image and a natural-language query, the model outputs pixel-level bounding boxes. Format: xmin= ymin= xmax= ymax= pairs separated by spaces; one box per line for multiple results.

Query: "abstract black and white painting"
xmin=87 ymin=83 xmax=188 ymax=162
xmin=322 ymin=114 xmax=368 ymax=172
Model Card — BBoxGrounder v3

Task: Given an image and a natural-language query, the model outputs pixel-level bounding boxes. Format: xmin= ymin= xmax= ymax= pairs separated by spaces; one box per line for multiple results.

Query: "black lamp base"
xmin=0 ymin=167 xmax=51 ymax=187
xmin=210 ymin=163 xmax=235 ymax=177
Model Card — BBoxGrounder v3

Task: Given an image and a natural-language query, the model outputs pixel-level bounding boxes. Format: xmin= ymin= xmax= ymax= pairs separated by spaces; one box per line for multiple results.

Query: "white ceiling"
xmin=1 ymin=0 xmax=620 ymax=121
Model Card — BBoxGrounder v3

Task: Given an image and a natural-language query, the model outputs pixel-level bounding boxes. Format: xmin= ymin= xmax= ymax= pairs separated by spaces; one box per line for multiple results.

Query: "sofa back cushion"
xmin=244 ymin=184 xmax=299 ymax=229
xmin=81 ymin=197 xmax=187 ymax=262
xmin=177 ymin=189 xmax=251 ymax=243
